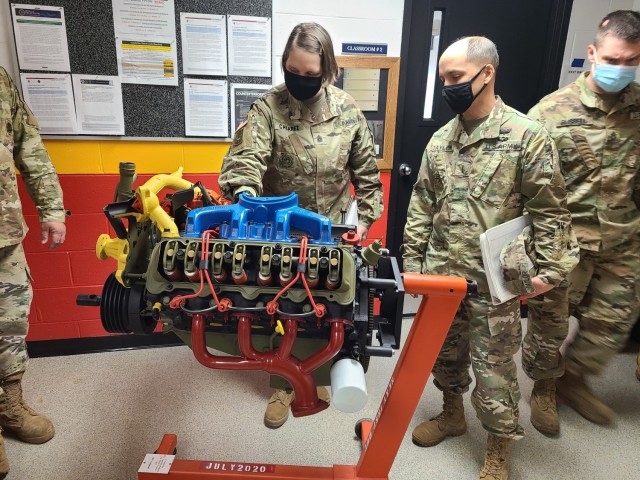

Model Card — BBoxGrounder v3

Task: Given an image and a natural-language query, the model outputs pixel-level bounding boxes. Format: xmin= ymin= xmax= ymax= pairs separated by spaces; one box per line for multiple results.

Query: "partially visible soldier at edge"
xmin=0 ymin=66 xmax=66 ymax=479
xmin=218 ymin=23 xmax=383 ymax=430
xmin=403 ymin=37 xmax=577 ymax=480
xmin=524 ymin=10 xmax=640 ymax=431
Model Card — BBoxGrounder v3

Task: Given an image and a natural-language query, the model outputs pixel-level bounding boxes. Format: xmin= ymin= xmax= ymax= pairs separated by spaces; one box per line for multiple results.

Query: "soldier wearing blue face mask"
xmin=524 ymin=10 xmax=640 ymax=434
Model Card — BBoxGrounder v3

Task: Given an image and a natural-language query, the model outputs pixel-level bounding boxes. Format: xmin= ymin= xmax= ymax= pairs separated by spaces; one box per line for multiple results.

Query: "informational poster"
xmin=180 ymin=13 xmax=227 ymax=76
xmin=20 ymin=73 xmax=77 ymax=134
xmin=228 ymin=16 xmax=271 ymax=77
xmin=230 ymin=83 xmax=270 ymax=131
xmin=11 ymin=4 xmax=71 ymax=72
xmin=116 ymin=38 xmax=178 ymax=85
xmin=184 ymin=79 xmax=229 ymax=137
xmin=112 ymin=0 xmax=178 ymax=86
xmin=72 ymin=75 xmax=125 ymax=135
xmin=112 ymin=0 xmax=175 ymax=37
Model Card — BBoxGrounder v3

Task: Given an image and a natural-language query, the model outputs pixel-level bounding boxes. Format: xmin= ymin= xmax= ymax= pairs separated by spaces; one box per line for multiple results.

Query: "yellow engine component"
xmin=96 ymin=234 xmax=129 ymax=284
xmin=96 ymin=167 xmax=207 ymax=285
xmin=135 ymin=167 xmax=200 ymax=239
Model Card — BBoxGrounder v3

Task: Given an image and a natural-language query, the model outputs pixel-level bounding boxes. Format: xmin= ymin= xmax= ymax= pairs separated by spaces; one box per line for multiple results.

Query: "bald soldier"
xmin=403 ymin=37 xmax=577 ymax=480
xmin=525 ymin=10 xmax=640 ymax=429
xmin=0 ymin=66 xmax=66 ymax=478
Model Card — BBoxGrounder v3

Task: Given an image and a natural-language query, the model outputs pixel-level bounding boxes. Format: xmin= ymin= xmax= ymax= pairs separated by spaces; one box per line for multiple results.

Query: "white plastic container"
xmin=330 ymin=358 xmax=368 ymax=413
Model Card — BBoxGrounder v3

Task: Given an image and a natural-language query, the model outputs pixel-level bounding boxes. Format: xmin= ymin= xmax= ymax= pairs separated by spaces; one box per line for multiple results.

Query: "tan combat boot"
xmin=263 ymin=387 xmax=329 ymax=429
xmin=530 ymin=379 xmax=559 ymax=435
xmin=264 ymin=389 xmax=294 ymax=428
xmin=555 ymin=370 xmax=614 ymax=425
xmin=0 ymin=373 xmax=55 ymax=444
xmin=480 ymin=434 xmax=511 ymax=479
xmin=412 ymin=390 xmax=466 ymax=447
xmin=0 ymin=429 xmax=8 ymax=479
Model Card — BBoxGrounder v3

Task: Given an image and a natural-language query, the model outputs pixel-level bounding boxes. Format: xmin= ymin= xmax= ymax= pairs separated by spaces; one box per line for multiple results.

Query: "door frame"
xmin=385 ymin=0 xmax=574 ymax=259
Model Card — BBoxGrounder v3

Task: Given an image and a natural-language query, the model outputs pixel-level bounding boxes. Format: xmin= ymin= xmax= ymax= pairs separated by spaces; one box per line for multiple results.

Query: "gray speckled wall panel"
xmin=10 ymin=0 xmax=272 ymax=138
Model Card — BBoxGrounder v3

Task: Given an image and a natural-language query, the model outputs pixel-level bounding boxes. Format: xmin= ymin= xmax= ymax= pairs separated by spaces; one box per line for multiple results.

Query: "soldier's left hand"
xmin=41 ymin=222 xmax=66 ymax=249
xmin=518 ymin=276 xmax=553 ymax=300
xmin=357 ymin=225 xmax=368 ymax=241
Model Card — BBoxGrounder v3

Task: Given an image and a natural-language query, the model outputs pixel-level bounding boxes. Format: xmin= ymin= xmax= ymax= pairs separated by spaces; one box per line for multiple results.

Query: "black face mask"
xmin=284 ymin=69 xmax=323 ymax=101
xmin=441 ymin=66 xmax=488 ymax=114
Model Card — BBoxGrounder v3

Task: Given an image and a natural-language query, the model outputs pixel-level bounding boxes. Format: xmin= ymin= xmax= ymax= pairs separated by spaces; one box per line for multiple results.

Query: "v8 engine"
xmin=79 ymin=163 xmax=404 ymax=417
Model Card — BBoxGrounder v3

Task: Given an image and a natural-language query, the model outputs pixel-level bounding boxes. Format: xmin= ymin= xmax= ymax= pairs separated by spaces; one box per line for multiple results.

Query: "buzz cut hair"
xmin=281 ymin=22 xmax=340 ymax=85
xmin=462 ymin=36 xmax=500 ymax=69
xmin=594 ymin=10 xmax=640 ymax=46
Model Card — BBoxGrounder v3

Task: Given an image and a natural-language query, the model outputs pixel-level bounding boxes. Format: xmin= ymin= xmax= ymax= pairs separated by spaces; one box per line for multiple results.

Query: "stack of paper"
xmin=480 ymin=215 xmax=532 ymax=305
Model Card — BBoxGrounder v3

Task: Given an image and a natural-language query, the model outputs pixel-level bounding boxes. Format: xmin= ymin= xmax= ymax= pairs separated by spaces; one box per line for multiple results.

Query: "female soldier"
xmin=218 ymin=22 xmax=383 ymax=428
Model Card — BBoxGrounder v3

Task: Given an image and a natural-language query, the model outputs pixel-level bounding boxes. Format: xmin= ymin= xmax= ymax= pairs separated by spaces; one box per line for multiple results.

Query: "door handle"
xmin=398 ymin=163 xmax=412 ymax=176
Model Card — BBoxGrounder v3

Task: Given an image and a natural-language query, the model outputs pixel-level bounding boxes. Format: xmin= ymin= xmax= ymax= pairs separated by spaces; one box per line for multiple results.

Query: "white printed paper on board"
xmin=72 ymin=75 xmax=125 ymax=135
xmin=115 ymin=37 xmax=179 ymax=86
xmin=184 ymin=79 xmax=229 ymax=137
xmin=11 ymin=4 xmax=71 ymax=72
xmin=112 ymin=0 xmax=179 ymax=86
xmin=20 ymin=73 xmax=77 ymax=134
xmin=180 ymin=13 xmax=227 ymax=76
xmin=228 ymin=16 xmax=271 ymax=77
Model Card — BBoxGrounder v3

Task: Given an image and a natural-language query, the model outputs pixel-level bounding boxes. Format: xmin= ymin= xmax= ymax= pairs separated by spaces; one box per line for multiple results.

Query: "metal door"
xmin=386 ymin=0 xmax=573 ymax=258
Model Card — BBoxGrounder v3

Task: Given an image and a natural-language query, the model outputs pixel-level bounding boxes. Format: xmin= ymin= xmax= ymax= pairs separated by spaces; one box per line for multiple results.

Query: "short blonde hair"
xmin=281 ymin=23 xmax=339 ymax=85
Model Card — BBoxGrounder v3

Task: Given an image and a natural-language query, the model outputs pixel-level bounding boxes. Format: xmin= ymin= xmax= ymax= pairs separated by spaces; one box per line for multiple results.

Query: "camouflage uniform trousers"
xmin=0 ymin=242 xmax=31 ymax=378
xmin=432 ymin=293 xmax=524 ymax=439
xmin=522 ymin=279 xmax=570 ymax=380
xmin=564 ymin=241 xmax=640 ymax=376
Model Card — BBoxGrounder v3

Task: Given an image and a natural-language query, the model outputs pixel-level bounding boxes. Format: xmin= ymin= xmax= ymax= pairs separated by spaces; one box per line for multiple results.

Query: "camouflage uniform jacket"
xmin=218 ymin=84 xmax=383 ymax=228
xmin=0 ymin=67 xmax=65 ymax=249
xmin=403 ymin=97 xmax=576 ymax=293
xmin=528 ymin=72 xmax=640 ymax=252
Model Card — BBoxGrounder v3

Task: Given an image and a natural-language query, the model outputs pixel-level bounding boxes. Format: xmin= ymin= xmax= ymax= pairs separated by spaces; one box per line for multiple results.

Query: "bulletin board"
xmin=8 ymin=0 xmax=272 ymax=139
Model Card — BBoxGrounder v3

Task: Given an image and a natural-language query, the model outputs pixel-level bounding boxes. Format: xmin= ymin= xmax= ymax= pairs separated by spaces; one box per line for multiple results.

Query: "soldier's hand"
xmin=41 ymin=222 xmax=66 ymax=249
xmin=357 ymin=225 xmax=368 ymax=240
xmin=518 ymin=276 xmax=553 ymax=300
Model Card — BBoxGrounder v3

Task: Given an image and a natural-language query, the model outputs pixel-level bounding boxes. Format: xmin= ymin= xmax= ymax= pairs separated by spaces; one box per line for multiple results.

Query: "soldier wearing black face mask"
xmin=218 ymin=22 xmax=383 ymax=430
xmin=404 ymin=36 xmax=576 ymax=480
xmin=441 ymin=64 xmax=490 ymax=114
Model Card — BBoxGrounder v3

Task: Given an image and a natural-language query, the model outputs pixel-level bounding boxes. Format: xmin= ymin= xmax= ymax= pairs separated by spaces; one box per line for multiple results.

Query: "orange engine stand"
xmin=138 ymin=273 xmax=470 ymax=480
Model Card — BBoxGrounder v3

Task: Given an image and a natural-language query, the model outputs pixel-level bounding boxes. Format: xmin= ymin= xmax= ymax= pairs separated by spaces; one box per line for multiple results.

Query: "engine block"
xmin=80 ymin=164 xmax=404 ymax=416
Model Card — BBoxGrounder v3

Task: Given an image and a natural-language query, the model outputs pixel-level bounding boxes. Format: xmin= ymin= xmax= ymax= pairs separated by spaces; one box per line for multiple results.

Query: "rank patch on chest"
xmin=631 ymin=112 xmax=640 ymax=120
xmin=277 ymin=153 xmax=295 ymax=168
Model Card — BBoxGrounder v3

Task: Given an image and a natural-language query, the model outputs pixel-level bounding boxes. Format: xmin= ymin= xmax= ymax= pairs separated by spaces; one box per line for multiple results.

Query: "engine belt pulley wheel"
xmin=100 ymin=272 xmax=156 ymax=334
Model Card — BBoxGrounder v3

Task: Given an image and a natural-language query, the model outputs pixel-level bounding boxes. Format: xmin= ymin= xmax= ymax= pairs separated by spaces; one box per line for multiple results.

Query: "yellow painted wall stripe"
xmin=43 ymin=140 xmax=230 ymax=175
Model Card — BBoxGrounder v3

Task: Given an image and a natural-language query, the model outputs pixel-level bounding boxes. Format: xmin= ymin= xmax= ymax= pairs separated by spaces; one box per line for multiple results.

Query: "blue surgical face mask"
xmin=592 ymin=50 xmax=638 ymax=93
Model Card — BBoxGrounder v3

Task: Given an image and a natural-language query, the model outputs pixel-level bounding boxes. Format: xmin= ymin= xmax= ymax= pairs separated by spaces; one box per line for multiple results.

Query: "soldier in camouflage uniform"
xmin=218 ymin=23 xmax=383 ymax=429
xmin=403 ymin=37 xmax=576 ymax=480
xmin=524 ymin=10 xmax=640 ymax=429
xmin=0 ymin=66 xmax=66 ymax=477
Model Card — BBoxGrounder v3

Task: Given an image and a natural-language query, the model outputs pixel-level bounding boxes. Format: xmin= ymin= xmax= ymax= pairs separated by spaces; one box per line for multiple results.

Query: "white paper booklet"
xmin=480 ymin=215 xmax=532 ymax=305
xmin=345 ymin=197 xmax=359 ymax=226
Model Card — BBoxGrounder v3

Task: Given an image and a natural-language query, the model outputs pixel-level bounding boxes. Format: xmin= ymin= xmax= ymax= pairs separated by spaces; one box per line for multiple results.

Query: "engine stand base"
xmin=138 ymin=274 xmax=469 ymax=480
